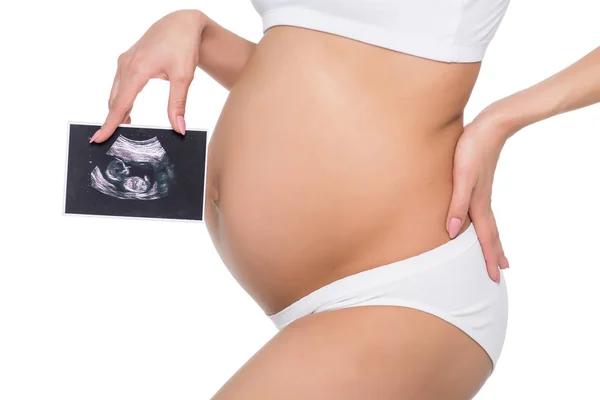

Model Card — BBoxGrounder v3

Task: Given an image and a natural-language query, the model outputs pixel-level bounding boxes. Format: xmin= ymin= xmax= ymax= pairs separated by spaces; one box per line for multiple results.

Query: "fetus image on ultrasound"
xmin=65 ymin=123 xmax=207 ymax=220
xmin=90 ymin=135 xmax=175 ymax=200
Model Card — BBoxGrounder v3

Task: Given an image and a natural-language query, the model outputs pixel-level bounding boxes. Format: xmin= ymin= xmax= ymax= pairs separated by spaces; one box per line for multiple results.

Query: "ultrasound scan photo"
xmin=64 ymin=123 xmax=207 ymax=221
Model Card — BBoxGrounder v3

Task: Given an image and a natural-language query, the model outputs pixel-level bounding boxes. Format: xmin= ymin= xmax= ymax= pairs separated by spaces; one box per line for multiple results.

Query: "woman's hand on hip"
xmin=446 ymin=108 xmax=512 ymax=283
xmin=90 ymin=9 xmax=207 ymax=143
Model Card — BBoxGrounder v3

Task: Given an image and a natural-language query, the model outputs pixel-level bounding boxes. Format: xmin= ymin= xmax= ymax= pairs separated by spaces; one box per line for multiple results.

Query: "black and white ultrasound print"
xmin=64 ymin=123 xmax=207 ymax=221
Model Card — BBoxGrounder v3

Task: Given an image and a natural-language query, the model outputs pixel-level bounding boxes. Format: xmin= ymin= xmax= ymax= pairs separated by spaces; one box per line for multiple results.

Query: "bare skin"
xmin=212 ymin=306 xmax=492 ymax=400
xmin=95 ymin=9 xmax=600 ymax=398
xmin=205 ymin=26 xmax=481 ymax=314
xmin=93 ymin=10 xmax=528 ymax=400
xmin=204 ymin=26 xmax=492 ymax=398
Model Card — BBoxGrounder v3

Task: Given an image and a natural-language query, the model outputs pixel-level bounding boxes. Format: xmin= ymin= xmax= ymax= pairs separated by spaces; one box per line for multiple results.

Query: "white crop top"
xmin=251 ymin=0 xmax=511 ymax=63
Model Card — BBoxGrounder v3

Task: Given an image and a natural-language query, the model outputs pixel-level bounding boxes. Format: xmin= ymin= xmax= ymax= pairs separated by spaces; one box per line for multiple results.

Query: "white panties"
xmin=267 ymin=223 xmax=508 ymax=371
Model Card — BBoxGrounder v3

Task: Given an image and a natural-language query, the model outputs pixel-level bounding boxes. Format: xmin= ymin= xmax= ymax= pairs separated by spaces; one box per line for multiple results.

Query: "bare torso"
xmin=204 ymin=26 xmax=478 ymax=315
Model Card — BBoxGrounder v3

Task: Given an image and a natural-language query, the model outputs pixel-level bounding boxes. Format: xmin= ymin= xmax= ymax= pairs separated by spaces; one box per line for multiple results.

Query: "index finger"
xmin=91 ymin=73 xmax=148 ymax=143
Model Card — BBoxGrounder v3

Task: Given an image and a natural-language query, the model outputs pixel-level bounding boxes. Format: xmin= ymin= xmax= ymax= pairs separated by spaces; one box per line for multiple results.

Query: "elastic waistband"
xmin=268 ymin=223 xmax=479 ymax=328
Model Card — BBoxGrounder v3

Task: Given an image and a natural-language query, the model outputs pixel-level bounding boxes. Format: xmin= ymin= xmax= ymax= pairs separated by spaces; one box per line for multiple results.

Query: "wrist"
xmin=185 ymin=10 xmax=210 ymax=68
xmin=478 ymin=96 xmax=528 ymax=141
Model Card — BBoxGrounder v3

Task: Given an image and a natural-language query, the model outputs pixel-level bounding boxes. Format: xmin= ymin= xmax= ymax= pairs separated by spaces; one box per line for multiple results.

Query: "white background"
xmin=0 ymin=1 xmax=599 ymax=398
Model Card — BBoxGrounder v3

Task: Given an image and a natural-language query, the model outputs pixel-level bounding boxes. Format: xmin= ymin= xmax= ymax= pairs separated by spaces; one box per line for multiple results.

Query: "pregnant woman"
xmin=90 ymin=2 xmax=600 ymax=399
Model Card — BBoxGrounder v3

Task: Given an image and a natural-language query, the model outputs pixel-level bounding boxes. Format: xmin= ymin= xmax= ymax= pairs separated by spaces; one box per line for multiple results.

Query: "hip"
xmin=267 ymin=222 xmax=508 ymax=370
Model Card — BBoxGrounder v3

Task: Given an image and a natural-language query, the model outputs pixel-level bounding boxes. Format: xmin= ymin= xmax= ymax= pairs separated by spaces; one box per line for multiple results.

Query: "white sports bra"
xmin=251 ymin=0 xmax=511 ymax=63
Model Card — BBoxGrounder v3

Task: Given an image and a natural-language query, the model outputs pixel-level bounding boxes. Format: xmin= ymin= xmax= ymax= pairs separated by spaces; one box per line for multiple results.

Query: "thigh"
xmin=212 ymin=305 xmax=493 ymax=400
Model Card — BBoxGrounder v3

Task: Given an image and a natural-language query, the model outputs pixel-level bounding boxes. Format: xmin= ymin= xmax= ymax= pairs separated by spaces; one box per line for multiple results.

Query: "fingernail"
xmin=448 ymin=217 xmax=462 ymax=239
xmin=177 ymin=115 xmax=186 ymax=136
xmin=89 ymin=129 xmax=101 ymax=143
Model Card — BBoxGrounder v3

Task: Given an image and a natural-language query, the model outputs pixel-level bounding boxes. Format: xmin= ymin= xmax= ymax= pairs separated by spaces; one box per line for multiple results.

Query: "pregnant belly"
xmin=203 ymin=27 xmax=479 ymax=314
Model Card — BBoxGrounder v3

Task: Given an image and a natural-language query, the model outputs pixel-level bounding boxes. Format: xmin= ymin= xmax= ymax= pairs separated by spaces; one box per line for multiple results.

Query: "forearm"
xmin=197 ymin=11 xmax=257 ymax=90
xmin=490 ymin=46 xmax=600 ymax=138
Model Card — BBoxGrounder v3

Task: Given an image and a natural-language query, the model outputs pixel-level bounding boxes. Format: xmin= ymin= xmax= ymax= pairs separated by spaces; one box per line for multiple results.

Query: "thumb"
xmin=167 ymin=75 xmax=192 ymax=135
xmin=447 ymin=169 xmax=475 ymax=239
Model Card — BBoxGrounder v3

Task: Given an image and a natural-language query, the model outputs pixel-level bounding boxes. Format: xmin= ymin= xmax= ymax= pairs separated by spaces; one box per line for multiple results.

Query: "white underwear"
xmin=267 ymin=223 xmax=508 ymax=371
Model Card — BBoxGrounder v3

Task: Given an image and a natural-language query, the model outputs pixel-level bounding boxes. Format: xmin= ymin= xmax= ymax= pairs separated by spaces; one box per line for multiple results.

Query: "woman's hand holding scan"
xmin=90 ymin=10 xmax=207 ymax=143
